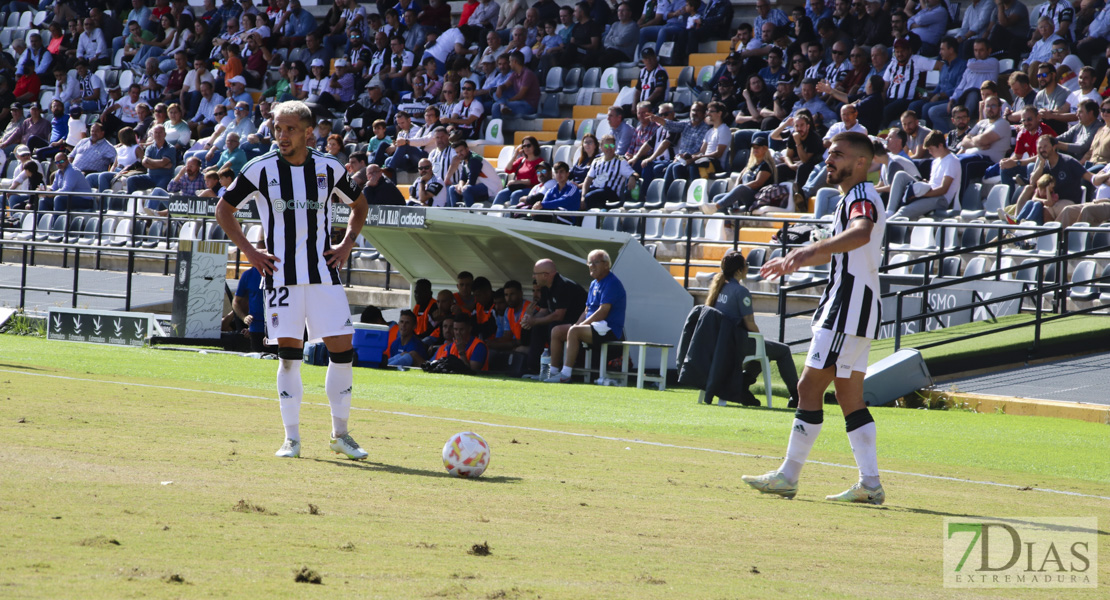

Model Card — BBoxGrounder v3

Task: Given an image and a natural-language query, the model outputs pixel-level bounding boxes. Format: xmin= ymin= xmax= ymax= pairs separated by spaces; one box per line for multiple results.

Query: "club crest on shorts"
xmin=271 ymin=312 xmax=279 ymax=328
xmin=317 ymin=172 xmax=328 ymax=189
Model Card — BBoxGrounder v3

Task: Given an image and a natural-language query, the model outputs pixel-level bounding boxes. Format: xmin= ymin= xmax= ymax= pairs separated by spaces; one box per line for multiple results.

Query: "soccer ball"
xmin=442 ymin=432 xmax=491 ymax=478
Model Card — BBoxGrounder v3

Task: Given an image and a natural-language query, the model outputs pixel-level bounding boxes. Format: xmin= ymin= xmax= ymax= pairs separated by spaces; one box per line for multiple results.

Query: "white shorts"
xmin=805 ymin=328 xmax=871 ymax=379
xmin=263 ymin=284 xmax=354 ymax=342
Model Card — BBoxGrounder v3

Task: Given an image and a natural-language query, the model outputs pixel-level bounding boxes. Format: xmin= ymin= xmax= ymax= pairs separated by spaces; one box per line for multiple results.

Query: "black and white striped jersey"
xmin=882 ymin=55 xmax=934 ymax=101
xmin=450 ymin=99 xmax=484 ymax=132
xmin=811 ymin=181 xmax=887 ymax=339
xmin=804 ymin=61 xmax=827 ymax=81
xmin=824 ymin=60 xmax=850 ymax=84
xmin=637 ymin=66 xmax=668 ymax=104
xmin=221 ymin=149 xmax=361 ymax=289
xmin=427 ymin=145 xmax=454 ymax=182
xmin=586 ymin=156 xmax=635 ymax=193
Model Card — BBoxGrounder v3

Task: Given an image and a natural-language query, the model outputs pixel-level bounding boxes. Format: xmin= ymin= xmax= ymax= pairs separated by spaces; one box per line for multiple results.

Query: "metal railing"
xmin=7 ymin=196 xmax=1110 ymax=357
xmin=1 ymin=188 xmax=404 ymax=311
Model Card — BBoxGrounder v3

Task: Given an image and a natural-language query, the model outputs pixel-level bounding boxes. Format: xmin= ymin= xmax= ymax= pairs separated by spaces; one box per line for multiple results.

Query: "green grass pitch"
xmin=0 ymin=335 xmax=1106 ymax=599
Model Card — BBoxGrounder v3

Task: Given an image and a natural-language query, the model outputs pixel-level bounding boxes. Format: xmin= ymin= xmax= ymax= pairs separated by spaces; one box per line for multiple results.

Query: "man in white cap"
xmin=226 ymin=75 xmax=254 ymax=114
xmin=312 ymin=58 xmax=355 ymax=118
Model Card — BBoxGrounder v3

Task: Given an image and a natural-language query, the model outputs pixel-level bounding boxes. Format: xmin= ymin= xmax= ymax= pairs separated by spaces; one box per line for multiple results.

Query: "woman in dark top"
xmin=188 ymin=19 xmax=214 ymax=68
xmin=771 ymin=109 xmax=823 ymax=189
xmin=706 ymin=250 xmax=800 ymax=407
xmin=706 ymin=132 xmax=776 ymax=214
xmin=853 ymin=75 xmax=886 ymax=136
xmin=735 ymin=74 xmax=774 ymax=130
xmin=787 ymin=15 xmax=816 ymax=61
xmin=570 ymin=133 xmax=599 ymax=185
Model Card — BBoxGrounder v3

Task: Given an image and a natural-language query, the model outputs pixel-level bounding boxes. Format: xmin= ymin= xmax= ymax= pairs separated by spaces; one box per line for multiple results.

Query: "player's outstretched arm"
xmin=325 ymin=193 xmax=370 ymax=269
xmin=760 ymin=218 xmax=874 ymax=281
xmin=215 ymin=200 xmax=279 ymax=276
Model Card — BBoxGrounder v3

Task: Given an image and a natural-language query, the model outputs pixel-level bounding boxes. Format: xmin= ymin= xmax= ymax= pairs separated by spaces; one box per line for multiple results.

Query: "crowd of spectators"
xmin=7 ymin=0 xmax=1110 ymax=232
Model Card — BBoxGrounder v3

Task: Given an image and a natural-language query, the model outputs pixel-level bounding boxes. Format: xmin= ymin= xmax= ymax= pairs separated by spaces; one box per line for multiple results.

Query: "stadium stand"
xmin=5 ymin=0 xmax=1110 ymax=337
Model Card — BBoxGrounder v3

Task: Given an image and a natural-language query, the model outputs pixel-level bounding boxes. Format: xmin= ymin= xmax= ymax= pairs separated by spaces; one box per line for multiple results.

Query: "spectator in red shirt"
xmin=492 ymin=135 xmax=544 ymax=205
xmin=985 ymin=105 xmax=1056 ymax=188
xmin=13 ymin=72 xmax=40 ymax=105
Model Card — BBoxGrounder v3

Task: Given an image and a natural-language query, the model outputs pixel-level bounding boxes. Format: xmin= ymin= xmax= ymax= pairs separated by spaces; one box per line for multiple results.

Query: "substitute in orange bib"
xmin=434 ymin=314 xmax=489 ymax=372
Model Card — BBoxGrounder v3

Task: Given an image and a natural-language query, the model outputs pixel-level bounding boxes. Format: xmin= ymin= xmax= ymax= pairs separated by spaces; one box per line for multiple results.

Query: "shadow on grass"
xmin=309 ymin=458 xmax=523 ymax=483
xmin=806 ymin=499 xmax=1110 ymax=536
xmin=0 ymin=363 xmax=46 ymax=371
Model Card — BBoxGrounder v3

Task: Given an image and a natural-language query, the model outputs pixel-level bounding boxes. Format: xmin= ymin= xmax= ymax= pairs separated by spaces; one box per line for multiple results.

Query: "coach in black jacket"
xmin=676 ymin=305 xmax=750 ymax=405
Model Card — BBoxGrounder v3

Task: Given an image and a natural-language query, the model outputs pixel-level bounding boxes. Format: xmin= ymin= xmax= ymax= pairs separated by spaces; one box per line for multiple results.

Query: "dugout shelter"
xmin=360 ymin=207 xmax=693 ymax=369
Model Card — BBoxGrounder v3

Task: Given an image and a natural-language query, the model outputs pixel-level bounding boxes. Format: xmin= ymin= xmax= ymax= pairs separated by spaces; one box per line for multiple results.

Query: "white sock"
xmin=326 ymin=361 xmax=354 ymax=437
xmin=778 ymin=410 xmax=823 ymax=484
xmin=560 ymin=365 xmax=572 ymax=377
xmin=277 ymin=359 xmax=302 ymax=441
xmin=847 ymin=421 xmax=880 ymax=488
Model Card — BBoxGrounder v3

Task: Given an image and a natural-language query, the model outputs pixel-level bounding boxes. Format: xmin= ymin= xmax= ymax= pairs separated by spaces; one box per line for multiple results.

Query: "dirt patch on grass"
xmin=467 ymin=542 xmax=491 ymax=556
xmin=293 ymin=566 xmax=322 ymax=584
xmin=79 ymin=536 xmax=120 ymax=547
xmin=232 ymin=499 xmax=274 ymax=515
xmin=338 ymin=541 xmax=356 ymax=552
xmin=163 ymin=573 xmax=186 ymax=584
xmin=485 ymin=589 xmax=536 ymax=599
xmin=635 ymin=572 xmax=666 ymax=585
xmin=428 ymin=583 xmax=468 ymax=597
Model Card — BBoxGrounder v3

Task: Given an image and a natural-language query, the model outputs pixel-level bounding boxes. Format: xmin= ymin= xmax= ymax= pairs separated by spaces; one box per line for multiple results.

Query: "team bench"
xmin=572 ymin=341 xmax=673 ymax=391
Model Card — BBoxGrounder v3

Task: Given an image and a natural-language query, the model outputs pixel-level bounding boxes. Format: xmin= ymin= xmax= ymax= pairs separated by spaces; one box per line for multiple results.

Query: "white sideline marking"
xmin=4 ymin=368 xmax=1109 ymax=502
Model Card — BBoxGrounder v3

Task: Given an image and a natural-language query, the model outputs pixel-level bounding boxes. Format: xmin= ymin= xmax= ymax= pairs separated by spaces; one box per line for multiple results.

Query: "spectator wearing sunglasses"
xmin=493 ymin=136 xmax=544 ymax=205
xmin=410 ymin=158 xmax=449 ymax=207
xmin=581 ymin=133 xmax=638 ymax=210
xmin=45 ymin=151 xmax=95 ymax=212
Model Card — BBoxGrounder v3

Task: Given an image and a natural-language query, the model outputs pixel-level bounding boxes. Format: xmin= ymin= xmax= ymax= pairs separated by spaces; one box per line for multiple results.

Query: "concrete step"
xmin=695 ymin=234 xmax=777 ymax=260
xmin=571 ymin=106 xmax=609 ymax=121
xmin=666 ymin=261 xmax=719 ymax=278
xmin=688 ymin=53 xmax=728 ymax=73
xmin=512 ymin=130 xmax=558 ymax=144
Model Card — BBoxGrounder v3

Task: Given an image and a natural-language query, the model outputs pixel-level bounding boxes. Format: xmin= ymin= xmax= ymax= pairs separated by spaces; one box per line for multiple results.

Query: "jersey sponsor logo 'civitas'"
xmin=272 ymin=198 xmax=328 ymax=212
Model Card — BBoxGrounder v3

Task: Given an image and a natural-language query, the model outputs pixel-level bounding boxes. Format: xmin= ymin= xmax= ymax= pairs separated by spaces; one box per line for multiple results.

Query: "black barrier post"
xmin=19 ymin=243 xmax=28 ymax=309
xmin=1055 ymin=229 xmax=1068 ymax=313
xmin=64 ymin=202 xmax=73 ymax=268
xmin=731 ymin=215 xmax=739 ymax=251
xmin=129 ymin=198 xmax=137 ymax=247
xmin=72 ymin=246 xmax=81 ymax=308
xmin=895 ymin=293 xmax=904 ymax=351
xmin=385 ymin=259 xmax=392 ymax=290
xmin=163 ymin=213 xmax=172 ymax=275
xmin=125 ymin=249 xmax=135 ymax=311
xmin=996 ymin=225 xmax=1007 ymax=281
xmin=776 ymin=221 xmax=791 ymax=343
xmin=29 ymin=202 xmax=38 ymax=265
xmin=94 ymin=199 xmax=104 ymax=268
xmin=1035 ymin=263 xmax=1044 ymax=352
xmin=683 ymin=214 xmax=693 ymax=289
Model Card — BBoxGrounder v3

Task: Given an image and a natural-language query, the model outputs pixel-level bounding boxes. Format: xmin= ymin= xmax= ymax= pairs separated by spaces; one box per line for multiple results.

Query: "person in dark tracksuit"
xmin=705 ymin=250 xmax=800 ymax=407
